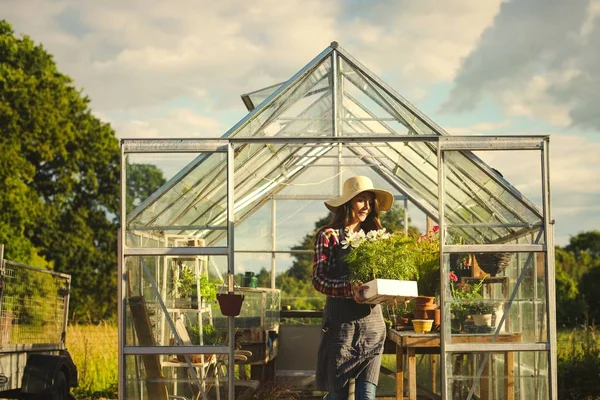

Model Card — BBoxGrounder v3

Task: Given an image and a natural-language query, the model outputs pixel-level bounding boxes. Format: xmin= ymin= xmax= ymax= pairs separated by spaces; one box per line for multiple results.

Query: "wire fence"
xmin=0 ymin=260 xmax=70 ymax=346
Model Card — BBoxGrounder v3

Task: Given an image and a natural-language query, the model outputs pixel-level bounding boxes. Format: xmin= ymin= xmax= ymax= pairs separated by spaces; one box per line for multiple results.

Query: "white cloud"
xmin=2 ymin=0 xmax=340 ymax=111
xmin=113 ymin=108 xmax=224 ymax=139
xmin=1 ymin=0 xmax=503 ymax=115
xmin=474 ymin=134 xmax=600 ymax=245
xmin=445 ymin=0 xmax=600 ymax=132
xmin=445 ymin=120 xmax=513 ymax=135
xmin=340 ymin=0 xmax=502 ymax=84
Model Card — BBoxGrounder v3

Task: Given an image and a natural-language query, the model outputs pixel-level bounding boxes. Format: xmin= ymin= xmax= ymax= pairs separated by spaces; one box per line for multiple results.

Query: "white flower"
xmin=343 ymin=229 xmax=366 ymax=249
xmin=375 ymin=228 xmax=390 ymax=240
xmin=366 ymin=230 xmax=378 ymax=241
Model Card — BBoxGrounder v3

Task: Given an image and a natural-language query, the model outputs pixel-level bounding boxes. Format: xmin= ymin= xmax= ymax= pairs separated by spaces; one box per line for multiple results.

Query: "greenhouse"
xmin=118 ymin=42 xmax=557 ymax=400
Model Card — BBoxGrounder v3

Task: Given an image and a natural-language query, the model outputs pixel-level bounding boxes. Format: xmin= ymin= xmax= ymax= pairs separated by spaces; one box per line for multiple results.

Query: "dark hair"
xmin=314 ymin=192 xmax=383 ymax=243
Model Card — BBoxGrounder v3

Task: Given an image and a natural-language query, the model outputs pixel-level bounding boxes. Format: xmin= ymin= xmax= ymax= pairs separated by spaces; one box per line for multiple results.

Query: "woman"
xmin=312 ymin=175 xmax=394 ymax=400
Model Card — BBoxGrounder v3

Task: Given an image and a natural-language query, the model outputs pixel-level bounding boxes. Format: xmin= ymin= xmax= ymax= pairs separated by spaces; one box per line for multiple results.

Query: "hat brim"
xmin=324 ymin=189 xmax=394 ymax=212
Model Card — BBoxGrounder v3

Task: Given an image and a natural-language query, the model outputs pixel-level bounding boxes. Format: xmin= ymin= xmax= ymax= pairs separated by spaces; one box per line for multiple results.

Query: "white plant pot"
xmin=472 ymin=313 xmax=493 ymax=327
xmin=361 ymin=279 xmax=419 ymax=304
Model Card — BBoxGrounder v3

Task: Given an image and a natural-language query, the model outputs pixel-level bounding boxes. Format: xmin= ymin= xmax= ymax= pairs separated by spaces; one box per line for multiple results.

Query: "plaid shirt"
xmin=312 ymin=228 xmax=353 ymax=298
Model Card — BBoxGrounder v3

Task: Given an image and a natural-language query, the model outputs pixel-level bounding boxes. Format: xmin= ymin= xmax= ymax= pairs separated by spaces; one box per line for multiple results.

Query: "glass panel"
xmin=339 ymin=56 xmax=436 ymax=135
xmin=235 ymin=202 xmax=272 ymax=252
xmin=243 ymin=81 xmax=284 ymax=110
xmin=443 ymin=252 xmax=548 ymax=344
xmin=446 ymin=351 xmax=548 ymax=400
xmin=275 ymin=199 xmax=326 ymax=251
xmin=233 ymin=252 xmax=273 ymax=283
xmin=123 ymin=256 xmax=228 ymax=348
xmin=231 ymin=56 xmax=332 ymax=139
xmin=126 ymin=152 xmax=229 ymax=247
xmin=123 ymin=354 xmax=240 ymax=400
xmin=442 ymin=149 xmax=544 ymax=244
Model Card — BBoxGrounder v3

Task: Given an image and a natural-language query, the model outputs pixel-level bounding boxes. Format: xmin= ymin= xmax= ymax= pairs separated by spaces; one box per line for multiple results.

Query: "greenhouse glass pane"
xmin=275 ymin=199 xmax=326 ymax=252
xmin=443 ymin=252 xmax=548 ymax=344
xmin=235 ymin=201 xmax=272 ymax=252
xmin=340 ymin=57 xmax=431 ymax=135
xmin=243 ymin=81 xmax=284 ymax=110
xmin=123 ymin=255 xmax=227 ymax=351
xmin=230 ymin=56 xmax=332 ymax=138
xmin=445 ymin=151 xmax=541 ymax=225
xmin=127 ymin=152 xmax=229 ymax=236
xmin=445 ymin=351 xmax=548 ymax=400
xmin=123 ymin=354 xmax=234 ymax=400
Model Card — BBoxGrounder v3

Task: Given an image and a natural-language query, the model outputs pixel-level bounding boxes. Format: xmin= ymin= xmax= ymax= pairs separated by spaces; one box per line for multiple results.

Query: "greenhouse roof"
xmin=127 ymin=42 xmax=543 ymax=245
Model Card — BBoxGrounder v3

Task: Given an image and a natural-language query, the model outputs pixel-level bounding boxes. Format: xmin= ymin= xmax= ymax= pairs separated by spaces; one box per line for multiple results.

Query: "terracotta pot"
xmin=396 ymin=317 xmax=411 ymax=329
xmin=414 ymin=296 xmax=436 ymax=306
xmin=217 ymin=293 xmax=244 ymax=316
xmin=413 ymin=296 xmax=437 ymax=320
xmin=433 ymin=308 xmax=441 ymax=328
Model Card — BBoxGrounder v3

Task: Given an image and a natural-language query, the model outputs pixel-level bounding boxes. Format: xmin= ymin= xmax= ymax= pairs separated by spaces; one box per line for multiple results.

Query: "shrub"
xmin=558 ymin=325 xmax=600 ymax=399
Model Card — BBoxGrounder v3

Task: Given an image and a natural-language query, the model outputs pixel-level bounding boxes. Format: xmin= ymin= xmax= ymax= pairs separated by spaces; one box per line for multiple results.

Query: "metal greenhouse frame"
xmin=118 ymin=42 xmax=557 ymax=400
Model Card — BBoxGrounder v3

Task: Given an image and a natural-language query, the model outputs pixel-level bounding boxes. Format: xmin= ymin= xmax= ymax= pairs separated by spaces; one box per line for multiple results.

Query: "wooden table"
xmin=386 ymin=329 xmax=522 ymax=400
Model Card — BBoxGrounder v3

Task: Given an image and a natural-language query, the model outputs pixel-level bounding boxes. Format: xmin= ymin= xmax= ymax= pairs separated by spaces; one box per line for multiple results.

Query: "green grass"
xmin=66 ymin=322 xmax=118 ymax=400
xmin=65 ymin=324 xmax=600 ymax=399
xmin=557 ymin=325 xmax=600 ymax=399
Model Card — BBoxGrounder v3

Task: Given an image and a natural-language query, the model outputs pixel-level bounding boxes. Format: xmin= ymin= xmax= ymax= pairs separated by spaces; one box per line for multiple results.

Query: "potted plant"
xmin=464 ymin=301 xmax=496 ymax=327
xmin=405 ymin=226 xmax=442 ymax=324
xmin=344 ymin=229 xmax=419 ymax=283
xmin=449 ymin=272 xmax=488 ymax=331
xmin=413 ymin=226 xmax=441 ymax=298
xmin=343 ymin=229 xmax=420 ymax=303
xmin=173 ymin=265 xmax=219 ymax=308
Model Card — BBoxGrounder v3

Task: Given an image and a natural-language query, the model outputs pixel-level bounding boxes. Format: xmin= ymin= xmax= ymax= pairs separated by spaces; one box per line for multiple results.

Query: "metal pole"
xmin=542 ymin=138 xmax=558 ymax=399
xmin=118 ymin=146 xmax=126 ymax=400
xmin=437 ymin=143 xmax=449 ymax=399
xmin=227 ymin=143 xmax=236 ymax=400
xmin=332 ymin=50 xmax=343 ymax=193
xmin=403 ymin=198 xmax=409 ymax=235
xmin=271 ymin=198 xmax=276 ymax=289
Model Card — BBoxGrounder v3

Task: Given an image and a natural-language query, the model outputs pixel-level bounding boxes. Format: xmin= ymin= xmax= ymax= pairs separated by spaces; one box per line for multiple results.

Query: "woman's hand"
xmin=352 ymin=281 xmax=370 ymax=303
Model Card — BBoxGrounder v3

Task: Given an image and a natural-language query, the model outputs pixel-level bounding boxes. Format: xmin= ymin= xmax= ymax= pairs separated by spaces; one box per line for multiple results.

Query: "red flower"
xmin=432 ymin=225 xmax=440 ymax=232
xmin=449 ymin=272 xmax=458 ymax=282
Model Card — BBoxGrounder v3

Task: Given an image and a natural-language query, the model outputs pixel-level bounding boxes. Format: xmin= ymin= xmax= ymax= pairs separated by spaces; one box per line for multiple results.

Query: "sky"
xmin=2 ymin=0 xmax=599 ymax=247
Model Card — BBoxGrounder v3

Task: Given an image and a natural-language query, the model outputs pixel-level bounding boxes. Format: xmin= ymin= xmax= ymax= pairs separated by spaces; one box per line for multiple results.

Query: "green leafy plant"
xmin=449 ymin=273 xmax=487 ymax=319
xmin=344 ymin=229 xmax=420 ymax=283
xmin=188 ymin=324 xmax=222 ymax=345
xmin=173 ymin=265 xmax=197 ymax=298
xmin=173 ymin=265 xmax=220 ymax=301
xmin=464 ymin=301 xmax=496 ymax=316
xmin=413 ymin=226 xmax=441 ymax=296
xmin=199 ymin=275 xmax=220 ymax=303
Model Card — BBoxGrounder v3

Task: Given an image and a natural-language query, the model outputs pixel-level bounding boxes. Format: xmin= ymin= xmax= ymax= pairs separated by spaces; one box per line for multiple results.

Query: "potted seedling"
xmin=464 ymin=301 xmax=497 ymax=327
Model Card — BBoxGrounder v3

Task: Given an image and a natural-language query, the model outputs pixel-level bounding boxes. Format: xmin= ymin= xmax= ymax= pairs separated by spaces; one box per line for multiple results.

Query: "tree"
xmin=554 ymin=248 xmax=586 ymax=325
xmin=579 ymin=266 xmax=600 ymax=324
xmin=1 ymin=20 xmax=121 ymax=320
xmin=379 ymin=203 xmax=420 ymax=236
xmin=285 ymin=214 xmax=330 ymax=281
xmin=126 ymin=159 xmax=167 ymax=214
xmin=566 ymin=231 xmax=600 ymax=258
xmin=0 ymin=21 xmax=166 ymax=322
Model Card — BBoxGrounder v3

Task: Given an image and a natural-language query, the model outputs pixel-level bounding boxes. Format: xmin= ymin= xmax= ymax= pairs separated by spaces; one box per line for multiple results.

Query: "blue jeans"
xmin=325 ymin=375 xmax=377 ymax=400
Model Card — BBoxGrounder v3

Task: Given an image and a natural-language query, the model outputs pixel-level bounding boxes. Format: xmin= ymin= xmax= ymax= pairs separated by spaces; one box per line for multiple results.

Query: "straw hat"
xmin=324 ymin=176 xmax=394 ymax=212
